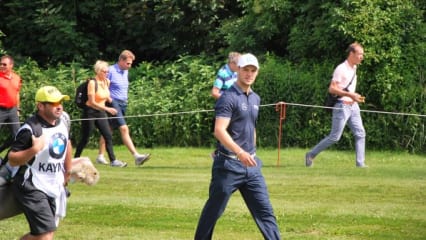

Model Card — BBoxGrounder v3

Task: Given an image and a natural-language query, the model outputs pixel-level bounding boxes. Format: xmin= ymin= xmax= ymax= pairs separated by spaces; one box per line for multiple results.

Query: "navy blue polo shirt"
xmin=215 ymin=84 xmax=260 ymax=155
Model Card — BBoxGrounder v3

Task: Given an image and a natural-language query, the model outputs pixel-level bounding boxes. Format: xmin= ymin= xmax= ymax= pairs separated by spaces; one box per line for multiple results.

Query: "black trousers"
xmin=74 ymin=107 xmax=116 ymax=162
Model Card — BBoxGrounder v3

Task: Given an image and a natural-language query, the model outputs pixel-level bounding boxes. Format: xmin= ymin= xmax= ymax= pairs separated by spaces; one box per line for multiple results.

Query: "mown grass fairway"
xmin=1 ymin=147 xmax=425 ymax=239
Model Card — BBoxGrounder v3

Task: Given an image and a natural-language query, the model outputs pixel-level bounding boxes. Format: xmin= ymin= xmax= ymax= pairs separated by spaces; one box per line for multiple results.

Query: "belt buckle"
xmin=218 ymin=151 xmax=256 ymax=160
xmin=218 ymin=151 xmax=238 ymax=160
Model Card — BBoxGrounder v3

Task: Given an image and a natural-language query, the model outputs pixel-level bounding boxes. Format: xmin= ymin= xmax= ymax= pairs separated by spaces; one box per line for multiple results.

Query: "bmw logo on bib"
xmin=49 ymin=132 xmax=67 ymax=158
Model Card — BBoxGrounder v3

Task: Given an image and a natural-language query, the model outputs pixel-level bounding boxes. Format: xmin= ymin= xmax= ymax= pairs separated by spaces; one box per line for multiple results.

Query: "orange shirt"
xmin=87 ymin=78 xmax=110 ymax=107
xmin=0 ymin=71 xmax=21 ymax=108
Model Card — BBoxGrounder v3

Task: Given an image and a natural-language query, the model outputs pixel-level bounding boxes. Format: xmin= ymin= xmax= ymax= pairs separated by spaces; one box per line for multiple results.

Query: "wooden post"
xmin=275 ymin=102 xmax=287 ymax=167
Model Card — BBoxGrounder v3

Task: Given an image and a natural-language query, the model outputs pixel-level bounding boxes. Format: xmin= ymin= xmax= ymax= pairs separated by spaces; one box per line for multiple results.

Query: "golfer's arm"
xmin=214 ymin=117 xmax=243 ymax=154
xmin=254 ymin=130 xmax=256 ymax=147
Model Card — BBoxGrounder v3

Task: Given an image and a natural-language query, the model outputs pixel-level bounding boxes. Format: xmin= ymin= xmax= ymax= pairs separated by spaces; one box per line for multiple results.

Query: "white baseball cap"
xmin=237 ymin=53 xmax=259 ymax=69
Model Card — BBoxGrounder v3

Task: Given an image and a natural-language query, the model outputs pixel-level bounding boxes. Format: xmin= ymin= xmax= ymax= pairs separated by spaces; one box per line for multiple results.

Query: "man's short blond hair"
xmin=119 ymin=50 xmax=135 ymax=61
xmin=228 ymin=52 xmax=240 ymax=64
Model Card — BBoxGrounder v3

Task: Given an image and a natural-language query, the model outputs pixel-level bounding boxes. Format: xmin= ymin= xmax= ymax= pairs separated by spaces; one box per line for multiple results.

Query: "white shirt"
xmin=332 ymin=60 xmax=357 ymax=102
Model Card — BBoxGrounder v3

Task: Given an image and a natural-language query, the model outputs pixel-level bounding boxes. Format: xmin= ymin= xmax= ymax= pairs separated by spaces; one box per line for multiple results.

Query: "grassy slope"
xmin=1 ymin=147 xmax=425 ymax=240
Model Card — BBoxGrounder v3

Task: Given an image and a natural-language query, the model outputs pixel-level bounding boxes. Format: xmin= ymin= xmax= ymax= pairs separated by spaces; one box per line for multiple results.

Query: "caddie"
xmin=7 ymin=86 xmax=72 ymax=240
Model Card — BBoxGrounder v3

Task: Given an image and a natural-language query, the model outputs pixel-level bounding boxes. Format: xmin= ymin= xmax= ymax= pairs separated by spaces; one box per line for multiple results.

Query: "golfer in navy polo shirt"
xmin=194 ymin=53 xmax=281 ymax=240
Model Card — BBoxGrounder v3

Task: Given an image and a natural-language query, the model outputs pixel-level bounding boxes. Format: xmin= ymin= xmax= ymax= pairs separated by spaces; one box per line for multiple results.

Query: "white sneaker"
xmin=110 ymin=159 xmax=127 ymax=167
xmin=96 ymin=156 xmax=108 ymax=165
xmin=135 ymin=154 xmax=151 ymax=166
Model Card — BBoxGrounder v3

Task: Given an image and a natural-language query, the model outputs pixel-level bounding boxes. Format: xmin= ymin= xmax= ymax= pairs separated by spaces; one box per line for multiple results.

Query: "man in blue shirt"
xmin=210 ymin=52 xmax=240 ymax=100
xmin=195 ymin=53 xmax=281 ymax=240
xmin=211 ymin=52 xmax=240 ymax=100
xmin=210 ymin=52 xmax=240 ymax=158
xmin=96 ymin=50 xmax=151 ymax=166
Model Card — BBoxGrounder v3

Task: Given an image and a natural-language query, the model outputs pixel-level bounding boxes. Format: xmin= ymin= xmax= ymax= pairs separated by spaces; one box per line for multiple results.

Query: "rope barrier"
xmin=1 ymin=102 xmax=424 ymax=166
xmin=0 ymin=101 xmax=424 ymax=127
xmin=261 ymin=102 xmax=426 ymax=117
xmin=270 ymin=101 xmax=426 ymax=166
xmin=71 ymin=109 xmax=215 ymax=123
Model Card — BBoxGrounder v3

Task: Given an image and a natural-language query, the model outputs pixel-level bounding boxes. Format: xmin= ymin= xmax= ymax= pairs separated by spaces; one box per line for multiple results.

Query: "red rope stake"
xmin=275 ymin=102 xmax=287 ymax=167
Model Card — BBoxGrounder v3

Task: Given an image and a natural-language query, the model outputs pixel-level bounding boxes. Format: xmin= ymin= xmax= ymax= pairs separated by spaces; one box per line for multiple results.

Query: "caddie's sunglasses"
xmin=42 ymin=102 xmax=62 ymax=107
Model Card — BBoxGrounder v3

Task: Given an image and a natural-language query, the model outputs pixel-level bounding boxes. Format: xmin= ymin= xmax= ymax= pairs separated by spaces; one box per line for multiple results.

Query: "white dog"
xmin=69 ymin=157 xmax=100 ymax=186
xmin=0 ymin=157 xmax=99 ymax=220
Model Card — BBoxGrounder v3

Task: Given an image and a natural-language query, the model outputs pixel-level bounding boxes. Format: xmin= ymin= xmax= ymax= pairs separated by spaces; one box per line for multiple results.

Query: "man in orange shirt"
xmin=0 ymin=55 xmax=22 ymax=155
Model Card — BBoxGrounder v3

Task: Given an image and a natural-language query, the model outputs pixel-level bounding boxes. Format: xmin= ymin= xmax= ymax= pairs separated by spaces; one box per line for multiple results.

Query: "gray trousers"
xmin=308 ymin=102 xmax=366 ymax=166
xmin=0 ymin=107 xmax=20 ymax=153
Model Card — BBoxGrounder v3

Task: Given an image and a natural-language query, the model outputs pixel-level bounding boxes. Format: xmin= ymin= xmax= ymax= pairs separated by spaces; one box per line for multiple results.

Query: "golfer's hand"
xmin=238 ymin=151 xmax=257 ymax=167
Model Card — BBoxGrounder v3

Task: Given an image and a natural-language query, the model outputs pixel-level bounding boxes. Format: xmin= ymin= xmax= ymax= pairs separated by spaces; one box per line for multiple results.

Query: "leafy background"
xmin=0 ymin=0 xmax=424 ymax=153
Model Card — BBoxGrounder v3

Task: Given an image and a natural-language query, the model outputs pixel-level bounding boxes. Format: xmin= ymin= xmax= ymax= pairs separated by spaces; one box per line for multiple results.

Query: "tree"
xmin=0 ymin=0 xmax=96 ymax=64
xmin=0 ymin=0 xmax=242 ymax=65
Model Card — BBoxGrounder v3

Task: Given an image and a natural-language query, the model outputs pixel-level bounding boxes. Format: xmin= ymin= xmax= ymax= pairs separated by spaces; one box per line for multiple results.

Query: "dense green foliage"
xmin=0 ymin=54 xmax=423 ymax=153
xmin=0 ymin=0 xmax=242 ymax=64
xmin=0 ymin=0 xmax=424 ymax=153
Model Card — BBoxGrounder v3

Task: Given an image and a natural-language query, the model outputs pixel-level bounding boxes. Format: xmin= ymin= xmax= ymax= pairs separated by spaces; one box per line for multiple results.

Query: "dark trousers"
xmin=0 ymin=107 xmax=20 ymax=153
xmin=12 ymin=172 xmax=57 ymax=235
xmin=194 ymin=154 xmax=280 ymax=240
xmin=74 ymin=107 xmax=116 ymax=162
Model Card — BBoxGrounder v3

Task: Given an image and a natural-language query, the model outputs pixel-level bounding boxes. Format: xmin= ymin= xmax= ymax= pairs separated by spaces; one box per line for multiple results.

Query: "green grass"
xmin=1 ymin=147 xmax=425 ymax=239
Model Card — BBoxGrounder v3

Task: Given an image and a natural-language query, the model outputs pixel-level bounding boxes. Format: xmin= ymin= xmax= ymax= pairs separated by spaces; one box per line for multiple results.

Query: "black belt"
xmin=218 ymin=151 xmax=256 ymax=160
xmin=0 ymin=106 xmax=13 ymax=110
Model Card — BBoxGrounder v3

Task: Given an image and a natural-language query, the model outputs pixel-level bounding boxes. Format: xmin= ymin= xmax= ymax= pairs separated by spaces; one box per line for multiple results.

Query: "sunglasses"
xmin=43 ymin=102 xmax=62 ymax=107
